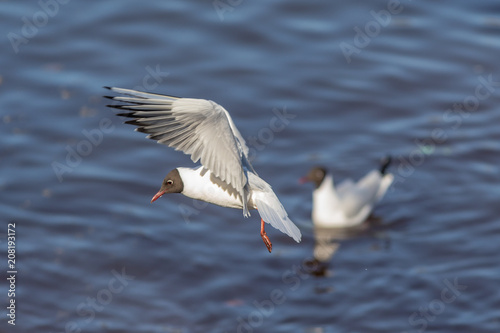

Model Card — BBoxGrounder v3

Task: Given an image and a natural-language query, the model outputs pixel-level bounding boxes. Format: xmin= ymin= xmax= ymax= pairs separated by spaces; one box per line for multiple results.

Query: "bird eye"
xmin=166 ymin=180 xmax=173 ymax=185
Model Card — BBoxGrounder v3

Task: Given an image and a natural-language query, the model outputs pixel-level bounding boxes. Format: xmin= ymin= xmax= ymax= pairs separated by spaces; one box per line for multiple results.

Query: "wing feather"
xmin=106 ymin=87 xmax=252 ymax=214
xmin=339 ymin=171 xmax=382 ymax=218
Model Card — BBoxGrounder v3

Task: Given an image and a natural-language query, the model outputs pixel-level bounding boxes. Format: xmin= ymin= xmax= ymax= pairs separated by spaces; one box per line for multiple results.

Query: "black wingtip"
xmin=124 ymin=119 xmax=141 ymax=126
xmin=106 ymin=104 xmax=125 ymax=109
xmin=103 ymin=96 xmax=116 ymax=100
xmin=379 ymin=155 xmax=392 ymax=175
xmin=116 ymin=112 xmax=135 ymax=117
xmin=135 ymin=127 xmax=148 ymax=133
xmin=103 ymin=86 xmax=112 ymax=90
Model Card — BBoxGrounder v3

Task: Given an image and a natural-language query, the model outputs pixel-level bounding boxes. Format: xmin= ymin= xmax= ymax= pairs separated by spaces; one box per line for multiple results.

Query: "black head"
xmin=151 ymin=168 xmax=184 ymax=203
xmin=300 ymin=166 xmax=328 ymax=188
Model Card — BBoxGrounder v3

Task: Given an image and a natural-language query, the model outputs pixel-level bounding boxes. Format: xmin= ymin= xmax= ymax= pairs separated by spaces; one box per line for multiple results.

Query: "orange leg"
xmin=261 ymin=219 xmax=272 ymax=253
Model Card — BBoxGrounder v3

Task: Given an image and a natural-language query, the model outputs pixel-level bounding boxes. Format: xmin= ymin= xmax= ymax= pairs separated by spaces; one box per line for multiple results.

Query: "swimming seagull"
xmin=300 ymin=157 xmax=393 ymax=228
xmin=105 ymin=87 xmax=301 ymax=252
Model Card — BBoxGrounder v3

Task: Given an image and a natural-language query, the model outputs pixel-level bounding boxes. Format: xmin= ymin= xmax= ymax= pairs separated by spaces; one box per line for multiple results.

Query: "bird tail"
xmin=379 ymin=155 xmax=392 ymax=175
xmin=254 ymin=196 xmax=302 ymax=243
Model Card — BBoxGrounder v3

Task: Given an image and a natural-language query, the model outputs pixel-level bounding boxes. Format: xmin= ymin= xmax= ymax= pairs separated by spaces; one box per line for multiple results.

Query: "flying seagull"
xmin=105 ymin=87 xmax=301 ymax=252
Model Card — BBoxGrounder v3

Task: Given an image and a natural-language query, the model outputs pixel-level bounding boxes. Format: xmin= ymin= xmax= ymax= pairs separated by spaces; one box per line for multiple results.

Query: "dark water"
xmin=2 ymin=0 xmax=500 ymax=332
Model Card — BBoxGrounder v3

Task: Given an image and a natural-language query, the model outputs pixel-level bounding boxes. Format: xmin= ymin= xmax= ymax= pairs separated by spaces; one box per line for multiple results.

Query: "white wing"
xmin=338 ymin=170 xmax=384 ymax=218
xmin=106 ymin=87 xmax=254 ymax=214
xmin=335 ymin=178 xmax=355 ymax=198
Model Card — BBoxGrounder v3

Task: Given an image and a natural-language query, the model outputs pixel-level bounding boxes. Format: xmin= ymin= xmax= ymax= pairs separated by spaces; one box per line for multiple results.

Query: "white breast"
xmin=178 ymin=166 xmax=255 ymax=210
xmin=312 ymin=175 xmax=346 ymax=226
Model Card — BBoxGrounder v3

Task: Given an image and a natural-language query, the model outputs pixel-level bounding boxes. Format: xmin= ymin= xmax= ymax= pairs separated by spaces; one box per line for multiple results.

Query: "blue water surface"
xmin=1 ymin=0 xmax=499 ymax=332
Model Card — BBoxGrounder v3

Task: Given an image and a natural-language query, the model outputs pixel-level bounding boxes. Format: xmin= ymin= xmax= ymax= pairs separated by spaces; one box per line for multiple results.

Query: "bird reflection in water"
xmin=304 ymin=223 xmax=369 ymax=277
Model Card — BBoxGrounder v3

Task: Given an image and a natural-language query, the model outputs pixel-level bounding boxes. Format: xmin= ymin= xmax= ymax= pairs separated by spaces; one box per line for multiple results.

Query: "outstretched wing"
xmin=105 ymin=87 xmax=253 ymax=213
xmin=339 ymin=171 xmax=383 ymax=218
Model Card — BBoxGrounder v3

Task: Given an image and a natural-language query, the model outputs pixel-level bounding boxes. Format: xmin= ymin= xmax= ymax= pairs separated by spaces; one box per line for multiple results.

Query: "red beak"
xmin=299 ymin=176 xmax=309 ymax=184
xmin=151 ymin=190 xmax=166 ymax=203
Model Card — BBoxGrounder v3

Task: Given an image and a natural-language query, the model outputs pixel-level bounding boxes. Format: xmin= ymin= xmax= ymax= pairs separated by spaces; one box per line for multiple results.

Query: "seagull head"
xmin=299 ymin=166 xmax=327 ymax=188
xmin=151 ymin=168 xmax=184 ymax=203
